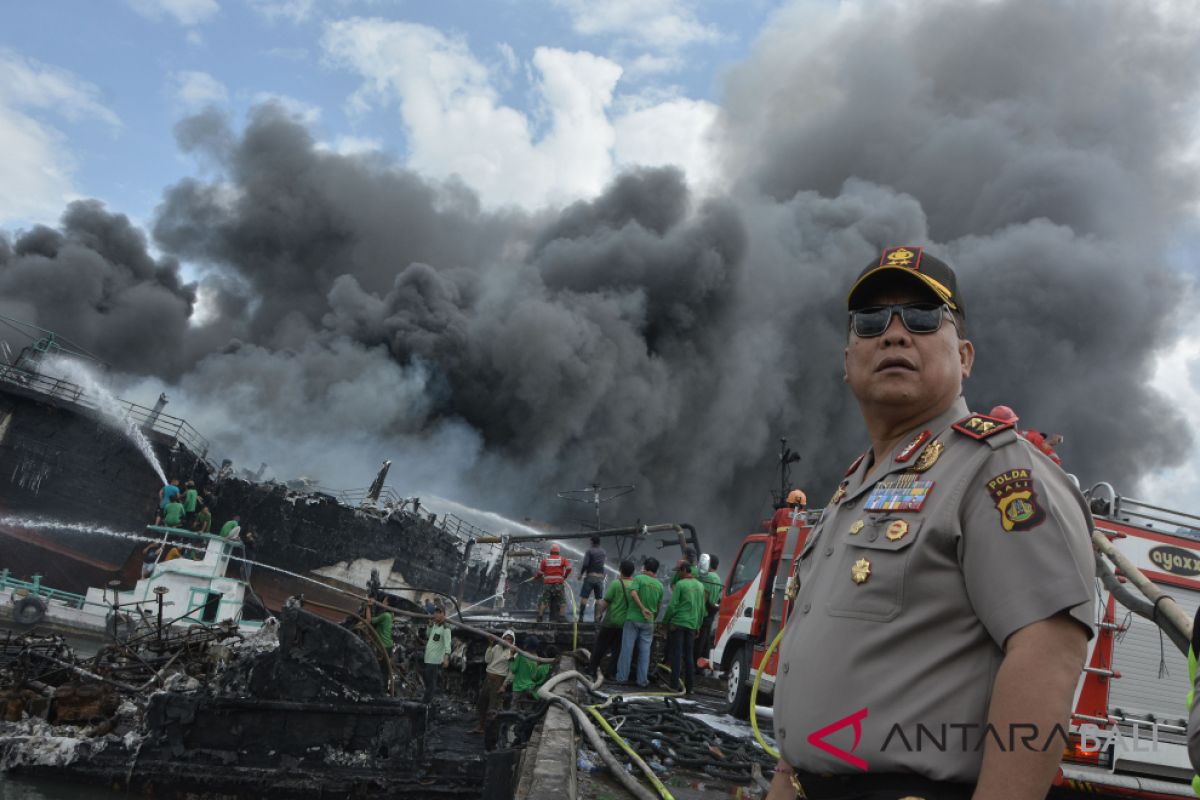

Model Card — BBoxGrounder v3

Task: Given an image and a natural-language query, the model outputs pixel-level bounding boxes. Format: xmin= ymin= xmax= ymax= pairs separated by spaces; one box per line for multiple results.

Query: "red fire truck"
xmin=711 ymin=482 xmax=1200 ymax=795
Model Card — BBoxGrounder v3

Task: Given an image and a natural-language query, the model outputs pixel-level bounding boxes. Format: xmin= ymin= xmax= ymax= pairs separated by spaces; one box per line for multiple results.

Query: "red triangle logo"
xmin=806 ymin=707 xmax=869 ymax=771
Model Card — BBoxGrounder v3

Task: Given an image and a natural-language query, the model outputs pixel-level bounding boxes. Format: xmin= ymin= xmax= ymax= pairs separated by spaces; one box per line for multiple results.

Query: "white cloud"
xmin=613 ymin=94 xmax=720 ymax=193
xmin=0 ymin=51 xmax=121 ymax=226
xmin=321 ymin=18 xmax=720 ymax=210
xmin=323 ymin=19 xmax=620 ymax=209
xmin=253 ymin=92 xmax=321 ymax=124
xmin=247 ymin=0 xmax=316 ymax=23
xmin=127 ymin=0 xmax=219 ymax=26
xmin=1141 ymin=306 xmax=1200 ymax=512
xmin=172 ymin=70 xmax=228 ymax=110
xmin=554 ymin=0 xmax=718 ymax=50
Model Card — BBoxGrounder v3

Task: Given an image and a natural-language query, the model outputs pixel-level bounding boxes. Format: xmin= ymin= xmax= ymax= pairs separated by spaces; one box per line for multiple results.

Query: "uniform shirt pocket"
xmin=826 ymin=517 xmax=924 ymax=623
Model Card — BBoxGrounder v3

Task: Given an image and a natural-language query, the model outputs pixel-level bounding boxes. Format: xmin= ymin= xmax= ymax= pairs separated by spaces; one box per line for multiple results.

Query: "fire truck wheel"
xmin=726 ymin=645 xmax=752 ymax=720
xmin=13 ymin=595 xmax=47 ymax=625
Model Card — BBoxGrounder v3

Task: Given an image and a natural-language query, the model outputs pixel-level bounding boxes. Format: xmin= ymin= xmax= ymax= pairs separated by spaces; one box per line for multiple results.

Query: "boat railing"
xmin=0 ymin=569 xmax=88 ymax=608
xmin=315 ymin=485 xmax=495 ymax=544
xmin=0 ymin=363 xmax=211 ymax=458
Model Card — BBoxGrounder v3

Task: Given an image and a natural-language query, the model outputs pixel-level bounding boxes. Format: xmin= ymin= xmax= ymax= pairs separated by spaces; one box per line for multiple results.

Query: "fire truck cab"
xmin=712 ymin=483 xmax=1200 ymax=795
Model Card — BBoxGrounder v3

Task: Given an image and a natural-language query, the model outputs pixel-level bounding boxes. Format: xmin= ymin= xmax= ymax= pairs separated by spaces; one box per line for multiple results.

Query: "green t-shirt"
xmin=630 ymin=573 xmax=664 ymax=620
xmin=371 ymin=612 xmax=394 ymax=649
xmin=219 ymin=520 xmax=238 ymax=538
xmin=424 ymin=622 xmax=452 ymax=664
xmin=162 ymin=502 xmax=185 ymax=527
xmin=662 ymin=577 xmax=706 ymax=630
xmin=601 ymin=577 xmax=634 ymax=628
xmin=194 ymin=509 xmax=212 ymax=533
xmin=701 ymin=571 xmax=722 ymax=606
xmin=511 ymin=655 xmax=551 ymax=694
xmin=183 ymin=489 xmax=199 ymax=512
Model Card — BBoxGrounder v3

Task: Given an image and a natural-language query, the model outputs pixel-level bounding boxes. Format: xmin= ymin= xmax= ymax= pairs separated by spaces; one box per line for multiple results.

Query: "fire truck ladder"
xmin=764 ymin=516 xmax=809 ymax=646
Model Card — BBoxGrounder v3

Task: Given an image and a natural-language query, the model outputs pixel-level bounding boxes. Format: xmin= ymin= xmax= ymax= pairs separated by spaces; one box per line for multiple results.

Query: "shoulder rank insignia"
xmin=952 ymin=413 xmax=1015 ymax=441
xmin=845 ymin=453 xmax=866 ymax=477
xmin=987 ymin=468 xmax=1046 ymax=532
xmin=912 ymin=439 xmax=943 ymax=472
xmin=895 ymin=430 xmax=931 ymax=463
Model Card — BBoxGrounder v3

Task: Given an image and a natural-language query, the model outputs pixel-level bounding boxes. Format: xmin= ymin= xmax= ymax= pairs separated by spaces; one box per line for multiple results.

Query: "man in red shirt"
xmin=537 ymin=544 xmax=572 ymax=622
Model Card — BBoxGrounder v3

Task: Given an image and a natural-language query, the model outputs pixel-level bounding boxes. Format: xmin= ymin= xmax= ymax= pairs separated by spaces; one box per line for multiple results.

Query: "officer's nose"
xmin=880 ymin=310 xmax=912 ymax=345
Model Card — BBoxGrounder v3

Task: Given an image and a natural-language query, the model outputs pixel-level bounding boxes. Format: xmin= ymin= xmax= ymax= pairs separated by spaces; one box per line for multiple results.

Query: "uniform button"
xmin=779 ymin=728 xmax=786 ymax=739
xmin=802 ymin=602 xmax=811 ymax=614
xmin=824 ymin=546 xmax=834 ymax=557
xmin=783 ymin=662 xmax=789 ymax=674
xmin=867 ymin=531 xmax=878 ymax=542
xmin=845 ymin=501 xmax=856 ymax=509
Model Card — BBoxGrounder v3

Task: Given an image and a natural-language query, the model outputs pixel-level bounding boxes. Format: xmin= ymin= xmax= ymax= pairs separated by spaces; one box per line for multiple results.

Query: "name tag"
xmin=864 ymin=475 xmax=935 ymax=512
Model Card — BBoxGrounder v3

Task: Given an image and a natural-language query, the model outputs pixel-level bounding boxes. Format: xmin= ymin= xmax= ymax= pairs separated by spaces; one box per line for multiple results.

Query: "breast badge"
xmin=864 ymin=474 xmax=934 ymax=512
xmin=851 ymin=558 xmax=872 ymax=584
xmin=885 ymin=520 xmax=909 ymax=541
xmin=849 ymin=519 xmax=864 ymax=536
xmin=912 ymin=439 xmax=943 ymax=472
xmin=987 ymin=468 xmax=1047 ymax=532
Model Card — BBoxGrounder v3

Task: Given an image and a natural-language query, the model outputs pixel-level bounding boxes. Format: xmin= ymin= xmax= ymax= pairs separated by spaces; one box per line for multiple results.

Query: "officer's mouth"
xmin=875 ymin=356 xmax=917 ymax=373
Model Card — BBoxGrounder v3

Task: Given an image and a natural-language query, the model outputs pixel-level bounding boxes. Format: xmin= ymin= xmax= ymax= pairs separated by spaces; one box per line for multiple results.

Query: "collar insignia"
xmin=895 ymin=430 xmax=931 ymax=463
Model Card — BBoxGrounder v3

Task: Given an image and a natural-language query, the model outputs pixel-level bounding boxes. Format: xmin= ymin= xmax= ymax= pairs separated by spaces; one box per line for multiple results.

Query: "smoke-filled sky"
xmin=3 ymin=0 xmax=1200 ymax=557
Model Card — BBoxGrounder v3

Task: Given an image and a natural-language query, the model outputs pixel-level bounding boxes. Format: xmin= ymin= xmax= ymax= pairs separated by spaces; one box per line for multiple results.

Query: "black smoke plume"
xmin=1 ymin=0 xmax=1196 ymax=555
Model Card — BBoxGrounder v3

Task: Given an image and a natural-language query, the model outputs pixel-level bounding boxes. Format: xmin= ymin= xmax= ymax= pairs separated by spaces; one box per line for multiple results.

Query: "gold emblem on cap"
xmin=886 ymin=520 xmax=909 ymax=542
xmin=887 ymin=247 xmax=915 ymax=263
xmin=851 ymin=558 xmax=872 ymax=584
xmin=849 ymin=519 xmax=864 ymax=536
xmin=913 ymin=439 xmax=944 ymax=473
xmin=829 ymin=485 xmax=846 ymax=505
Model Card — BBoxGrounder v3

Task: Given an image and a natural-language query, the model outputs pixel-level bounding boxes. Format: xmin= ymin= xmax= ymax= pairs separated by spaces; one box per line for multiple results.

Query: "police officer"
xmin=767 ymin=246 xmax=1095 ymax=800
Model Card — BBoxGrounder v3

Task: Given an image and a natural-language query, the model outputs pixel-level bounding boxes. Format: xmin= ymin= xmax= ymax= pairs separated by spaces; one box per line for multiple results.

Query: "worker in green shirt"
xmin=616 ymin=557 xmax=664 ymax=688
xmin=182 ymin=481 xmax=199 ymax=525
xmin=218 ymin=515 xmax=241 ymax=538
xmin=368 ymin=600 xmax=394 ymax=650
xmin=588 ymin=559 xmax=636 ymax=678
xmin=193 ymin=504 xmax=213 ymax=534
xmin=510 ymin=634 xmax=552 ymax=695
xmin=696 ymin=554 xmax=723 ymax=663
xmin=423 ymin=604 xmax=452 ymax=704
xmin=159 ymin=497 xmax=186 ymax=528
xmin=662 ymin=561 xmax=706 ymax=694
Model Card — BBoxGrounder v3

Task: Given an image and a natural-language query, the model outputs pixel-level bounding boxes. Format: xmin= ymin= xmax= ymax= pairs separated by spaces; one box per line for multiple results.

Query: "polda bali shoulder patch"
xmin=953 ymin=413 xmax=1015 ymax=441
xmin=987 ymin=468 xmax=1047 ymax=532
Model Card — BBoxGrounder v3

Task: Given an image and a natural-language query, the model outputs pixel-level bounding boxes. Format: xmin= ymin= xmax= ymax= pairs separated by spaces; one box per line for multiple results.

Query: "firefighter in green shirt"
xmin=588 ymin=559 xmax=636 ymax=678
xmin=159 ymin=498 xmax=186 ymax=528
xmin=662 ymin=561 xmax=706 ymax=694
xmin=219 ymin=515 xmax=240 ymax=538
xmin=423 ymin=604 xmax=452 ymax=704
xmin=696 ymin=554 xmax=723 ymax=664
xmin=617 ymin=557 xmax=664 ymax=687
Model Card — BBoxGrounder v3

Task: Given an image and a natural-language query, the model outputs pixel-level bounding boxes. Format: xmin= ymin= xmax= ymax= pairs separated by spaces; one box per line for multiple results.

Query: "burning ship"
xmin=0 ymin=323 xmax=504 ymax=618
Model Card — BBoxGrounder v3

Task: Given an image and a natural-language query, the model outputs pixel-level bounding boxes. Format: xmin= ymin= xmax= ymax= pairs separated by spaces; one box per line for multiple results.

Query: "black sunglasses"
xmin=850 ymin=302 xmax=950 ymax=338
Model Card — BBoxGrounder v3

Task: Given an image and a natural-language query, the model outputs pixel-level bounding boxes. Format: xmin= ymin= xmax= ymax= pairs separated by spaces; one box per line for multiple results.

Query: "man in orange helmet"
xmin=537 ymin=543 xmax=572 ymax=622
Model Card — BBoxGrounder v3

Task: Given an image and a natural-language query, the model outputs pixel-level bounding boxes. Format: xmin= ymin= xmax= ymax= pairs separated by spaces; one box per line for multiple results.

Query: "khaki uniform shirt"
xmin=774 ymin=396 xmax=1095 ymax=782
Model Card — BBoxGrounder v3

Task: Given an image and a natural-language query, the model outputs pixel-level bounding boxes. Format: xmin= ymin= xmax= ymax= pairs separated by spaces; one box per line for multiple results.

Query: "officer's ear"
xmin=958 ymin=337 xmax=975 ymax=379
xmin=842 ymin=348 xmax=850 ymax=383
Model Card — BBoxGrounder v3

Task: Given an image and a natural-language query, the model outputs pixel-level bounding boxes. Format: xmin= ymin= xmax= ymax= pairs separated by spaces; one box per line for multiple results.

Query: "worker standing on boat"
xmin=159 ymin=478 xmax=180 ymax=509
xmin=182 ymin=480 xmax=199 ymax=526
xmin=536 ymin=544 xmax=572 ymax=622
xmin=767 ymin=247 xmax=1095 ymax=800
xmin=577 ymin=535 xmax=607 ymax=622
xmin=422 ymin=604 xmax=452 ymax=705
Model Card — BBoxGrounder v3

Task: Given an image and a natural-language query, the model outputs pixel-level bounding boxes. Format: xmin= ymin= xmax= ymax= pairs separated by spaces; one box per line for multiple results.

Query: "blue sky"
xmin=0 ymin=0 xmax=780 ymax=229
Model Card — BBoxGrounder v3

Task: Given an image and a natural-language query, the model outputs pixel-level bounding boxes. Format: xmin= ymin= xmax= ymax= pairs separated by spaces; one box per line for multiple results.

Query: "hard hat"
xmin=549 ymin=544 xmax=560 ymax=554
xmin=786 ymin=489 xmax=807 ymax=506
xmin=989 ymin=405 xmax=1019 ymax=423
